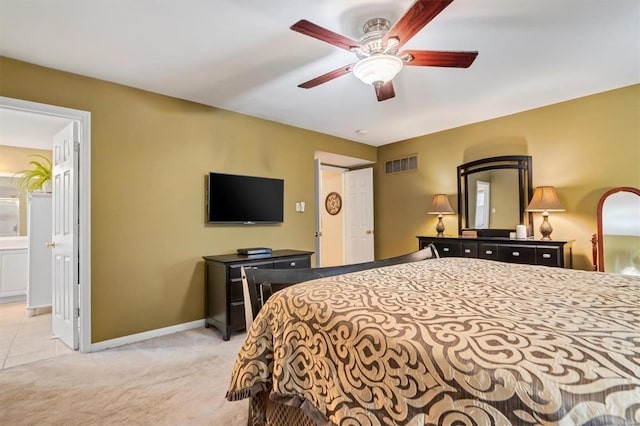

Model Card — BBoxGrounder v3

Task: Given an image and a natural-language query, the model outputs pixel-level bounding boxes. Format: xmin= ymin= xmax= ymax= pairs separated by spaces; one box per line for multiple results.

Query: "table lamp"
xmin=428 ymin=194 xmax=454 ymax=237
xmin=526 ymin=186 xmax=565 ymax=240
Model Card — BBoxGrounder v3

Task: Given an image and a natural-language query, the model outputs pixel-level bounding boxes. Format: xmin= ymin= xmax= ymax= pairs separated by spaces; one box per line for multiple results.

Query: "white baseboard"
xmin=90 ymin=319 xmax=206 ymax=352
xmin=26 ymin=305 xmax=52 ymax=317
xmin=0 ymin=295 xmax=27 ymax=304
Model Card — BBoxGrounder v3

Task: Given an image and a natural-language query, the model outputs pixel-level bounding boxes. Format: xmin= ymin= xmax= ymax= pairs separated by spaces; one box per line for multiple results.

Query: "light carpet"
xmin=0 ymin=328 xmax=248 ymax=425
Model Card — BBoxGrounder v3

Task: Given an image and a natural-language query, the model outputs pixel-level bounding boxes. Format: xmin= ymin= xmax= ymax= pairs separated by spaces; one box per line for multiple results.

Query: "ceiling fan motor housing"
xmin=356 ymin=18 xmax=398 ymax=58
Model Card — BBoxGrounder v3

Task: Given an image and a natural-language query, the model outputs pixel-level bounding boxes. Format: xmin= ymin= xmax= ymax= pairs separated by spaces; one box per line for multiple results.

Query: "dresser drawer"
xmin=536 ymin=246 xmax=561 ymax=267
xmin=434 ymin=242 xmax=461 ymax=257
xmin=498 ymin=245 xmax=536 ymax=264
xmin=229 ymin=261 xmax=273 ymax=279
xmin=274 ymin=256 xmax=311 ymax=269
xmin=229 ymin=262 xmax=273 ymax=302
xmin=461 ymin=242 xmax=478 ymax=258
xmin=478 ymin=243 xmax=499 ymax=261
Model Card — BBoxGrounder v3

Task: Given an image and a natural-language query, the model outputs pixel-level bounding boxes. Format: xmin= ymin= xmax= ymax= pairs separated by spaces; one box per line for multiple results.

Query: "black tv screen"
xmin=207 ymin=172 xmax=284 ymax=224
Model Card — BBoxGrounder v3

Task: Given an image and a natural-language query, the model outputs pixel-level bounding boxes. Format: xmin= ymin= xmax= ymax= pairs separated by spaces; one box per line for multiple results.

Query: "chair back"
xmin=240 ymin=266 xmax=260 ymax=329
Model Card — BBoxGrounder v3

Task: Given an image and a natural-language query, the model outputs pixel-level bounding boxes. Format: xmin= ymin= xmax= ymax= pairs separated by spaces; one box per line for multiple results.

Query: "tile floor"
xmin=0 ymin=301 xmax=73 ymax=370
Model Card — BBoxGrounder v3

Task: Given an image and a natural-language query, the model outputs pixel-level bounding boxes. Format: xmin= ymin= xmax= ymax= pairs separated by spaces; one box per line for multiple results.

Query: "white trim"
xmin=320 ymin=165 xmax=348 ymax=173
xmin=90 ymin=319 xmax=206 ymax=352
xmin=341 ymin=171 xmax=346 ymax=265
xmin=314 ymin=159 xmax=322 ymax=267
xmin=0 ymin=295 xmax=27 ymax=304
xmin=0 ymin=96 xmax=91 ymax=353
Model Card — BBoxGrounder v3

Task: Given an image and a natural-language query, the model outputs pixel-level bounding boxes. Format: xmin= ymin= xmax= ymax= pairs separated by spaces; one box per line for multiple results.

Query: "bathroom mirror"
xmin=595 ymin=187 xmax=640 ymax=275
xmin=457 ymin=155 xmax=533 ymax=237
xmin=0 ymin=174 xmax=22 ymax=236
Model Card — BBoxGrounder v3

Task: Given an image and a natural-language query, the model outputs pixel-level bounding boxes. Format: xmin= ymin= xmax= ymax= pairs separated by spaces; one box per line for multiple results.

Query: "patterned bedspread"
xmin=226 ymin=258 xmax=640 ymax=425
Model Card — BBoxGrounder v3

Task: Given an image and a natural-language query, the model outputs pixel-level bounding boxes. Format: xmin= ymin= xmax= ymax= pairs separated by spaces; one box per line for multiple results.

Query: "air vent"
xmin=385 ymin=155 xmax=418 ymax=174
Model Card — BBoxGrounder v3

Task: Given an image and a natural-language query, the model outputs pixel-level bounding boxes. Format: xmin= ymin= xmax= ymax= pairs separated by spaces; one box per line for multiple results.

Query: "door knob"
xmin=45 ymin=242 xmax=56 ymax=248
xmin=366 ymin=230 xmax=372 ymax=235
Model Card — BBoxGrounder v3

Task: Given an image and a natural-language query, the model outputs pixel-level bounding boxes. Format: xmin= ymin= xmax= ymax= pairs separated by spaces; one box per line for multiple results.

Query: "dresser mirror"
xmin=457 ymin=155 xmax=533 ymax=237
xmin=595 ymin=186 xmax=640 ymax=275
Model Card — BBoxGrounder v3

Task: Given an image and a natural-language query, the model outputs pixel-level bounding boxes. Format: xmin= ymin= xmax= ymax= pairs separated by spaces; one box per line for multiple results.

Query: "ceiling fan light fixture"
xmin=352 ymin=55 xmax=403 ymax=86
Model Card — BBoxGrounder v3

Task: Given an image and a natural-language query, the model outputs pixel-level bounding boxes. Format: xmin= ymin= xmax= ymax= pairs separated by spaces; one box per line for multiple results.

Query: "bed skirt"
xmin=250 ymin=391 xmax=317 ymax=426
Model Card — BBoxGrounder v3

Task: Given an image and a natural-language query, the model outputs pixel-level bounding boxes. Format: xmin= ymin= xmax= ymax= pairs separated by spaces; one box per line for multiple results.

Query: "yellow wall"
xmin=375 ymin=84 xmax=640 ymax=270
xmin=0 ymin=145 xmax=53 ymax=235
xmin=0 ymin=57 xmax=376 ymax=342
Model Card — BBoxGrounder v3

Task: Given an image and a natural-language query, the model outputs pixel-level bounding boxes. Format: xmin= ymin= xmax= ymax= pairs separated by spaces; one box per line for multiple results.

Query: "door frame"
xmin=0 ymin=96 xmax=91 ymax=353
xmin=314 ymin=152 xmax=374 ymax=265
xmin=314 ymin=159 xmax=322 ymax=266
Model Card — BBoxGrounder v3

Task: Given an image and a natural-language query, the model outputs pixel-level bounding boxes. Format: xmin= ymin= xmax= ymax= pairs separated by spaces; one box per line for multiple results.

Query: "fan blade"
xmin=291 ymin=19 xmax=363 ymax=52
xmin=375 ymin=81 xmax=396 ymax=102
xmin=401 ymin=50 xmax=478 ymax=68
xmin=298 ymin=64 xmax=355 ymax=89
xmin=383 ymin=0 xmax=454 ymax=49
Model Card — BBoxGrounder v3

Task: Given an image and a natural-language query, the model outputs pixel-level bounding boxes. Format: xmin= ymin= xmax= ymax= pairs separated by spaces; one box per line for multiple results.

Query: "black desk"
xmin=203 ymin=250 xmax=313 ymax=340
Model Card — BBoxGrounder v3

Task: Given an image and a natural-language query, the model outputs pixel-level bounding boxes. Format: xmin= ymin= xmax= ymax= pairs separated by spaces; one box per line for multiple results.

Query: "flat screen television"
xmin=207 ymin=172 xmax=284 ymax=224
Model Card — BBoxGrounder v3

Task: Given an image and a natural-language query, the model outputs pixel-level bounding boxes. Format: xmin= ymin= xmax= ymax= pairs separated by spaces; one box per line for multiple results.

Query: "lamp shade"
xmin=428 ymin=194 xmax=455 ymax=214
xmin=352 ymin=55 xmax=403 ymax=86
xmin=526 ymin=186 xmax=565 ymax=212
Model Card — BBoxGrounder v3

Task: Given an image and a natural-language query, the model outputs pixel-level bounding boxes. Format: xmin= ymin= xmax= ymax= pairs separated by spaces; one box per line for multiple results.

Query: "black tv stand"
xmin=202 ymin=249 xmax=313 ymax=340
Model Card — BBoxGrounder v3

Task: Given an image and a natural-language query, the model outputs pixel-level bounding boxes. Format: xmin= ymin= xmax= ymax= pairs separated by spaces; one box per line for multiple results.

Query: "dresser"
xmin=203 ymin=249 xmax=313 ymax=340
xmin=417 ymin=236 xmax=573 ymax=268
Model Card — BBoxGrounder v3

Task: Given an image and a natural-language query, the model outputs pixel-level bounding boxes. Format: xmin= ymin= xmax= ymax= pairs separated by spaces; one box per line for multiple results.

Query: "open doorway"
xmin=0 ymin=97 xmax=91 ymax=355
xmin=319 ymin=165 xmax=347 ymax=266
xmin=314 ymin=152 xmax=375 ymax=267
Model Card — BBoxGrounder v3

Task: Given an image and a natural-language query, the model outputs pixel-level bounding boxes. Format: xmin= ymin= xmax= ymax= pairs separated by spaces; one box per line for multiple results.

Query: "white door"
xmin=314 ymin=159 xmax=322 ymax=267
xmin=344 ymin=168 xmax=374 ymax=263
xmin=51 ymin=122 xmax=79 ymax=350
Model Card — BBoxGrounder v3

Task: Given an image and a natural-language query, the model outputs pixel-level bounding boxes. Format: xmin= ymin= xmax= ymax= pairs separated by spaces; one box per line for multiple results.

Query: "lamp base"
xmin=436 ymin=215 xmax=445 ymax=237
xmin=539 ymin=212 xmax=553 ymax=240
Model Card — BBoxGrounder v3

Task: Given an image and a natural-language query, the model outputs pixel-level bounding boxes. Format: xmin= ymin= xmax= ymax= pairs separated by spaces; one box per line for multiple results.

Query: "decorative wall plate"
xmin=325 ymin=192 xmax=342 ymax=215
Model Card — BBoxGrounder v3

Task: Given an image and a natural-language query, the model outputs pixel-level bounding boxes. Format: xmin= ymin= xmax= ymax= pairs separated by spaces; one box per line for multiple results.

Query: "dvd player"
xmin=237 ymin=247 xmax=272 ymax=255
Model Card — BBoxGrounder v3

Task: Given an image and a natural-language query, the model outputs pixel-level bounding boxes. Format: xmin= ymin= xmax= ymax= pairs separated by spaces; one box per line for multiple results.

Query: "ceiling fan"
xmin=290 ymin=0 xmax=478 ymax=102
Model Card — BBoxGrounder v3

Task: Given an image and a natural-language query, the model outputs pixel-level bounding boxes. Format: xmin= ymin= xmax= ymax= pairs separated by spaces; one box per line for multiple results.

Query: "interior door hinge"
xmin=74 ymin=141 xmax=80 ymax=152
xmin=75 ymin=307 xmax=80 ymax=319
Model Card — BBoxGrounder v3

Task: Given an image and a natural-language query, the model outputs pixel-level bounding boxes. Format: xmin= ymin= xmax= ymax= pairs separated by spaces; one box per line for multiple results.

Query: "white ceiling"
xmin=0 ymin=108 xmax=70 ymax=150
xmin=0 ymin=0 xmax=638 ymax=147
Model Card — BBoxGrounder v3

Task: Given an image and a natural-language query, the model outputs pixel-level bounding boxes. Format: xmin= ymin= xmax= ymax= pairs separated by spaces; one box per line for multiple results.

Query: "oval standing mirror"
xmin=596 ymin=187 xmax=640 ymax=274
xmin=457 ymin=155 xmax=533 ymax=237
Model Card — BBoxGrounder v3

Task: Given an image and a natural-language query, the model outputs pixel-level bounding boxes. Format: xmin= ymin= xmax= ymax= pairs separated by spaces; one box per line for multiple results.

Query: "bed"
xmin=226 ymin=257 xmax=640 ymax=425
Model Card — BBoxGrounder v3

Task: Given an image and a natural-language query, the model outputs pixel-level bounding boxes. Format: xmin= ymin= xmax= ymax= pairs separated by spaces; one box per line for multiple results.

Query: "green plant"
xmin=15 ymin=155 xmax=52 ymax=193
